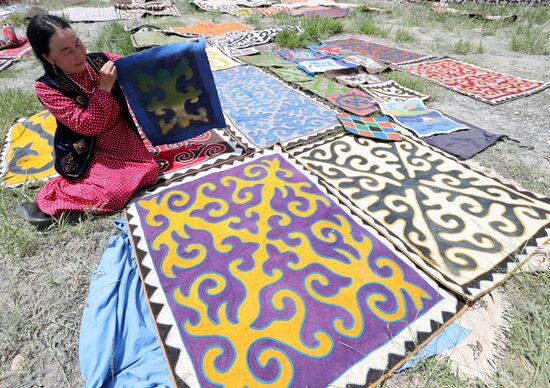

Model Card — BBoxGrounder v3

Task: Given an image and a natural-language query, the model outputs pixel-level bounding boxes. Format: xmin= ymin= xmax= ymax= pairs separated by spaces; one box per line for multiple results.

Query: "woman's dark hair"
xmin=26 ymin=14 xmax=71 ymax=74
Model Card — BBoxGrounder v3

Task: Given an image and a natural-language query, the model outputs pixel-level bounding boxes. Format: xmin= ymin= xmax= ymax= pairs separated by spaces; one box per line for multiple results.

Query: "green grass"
xmin=90 ymin=22 xmax=136 ymax=56
xmin=452 ymin=39 xmax=485 ymax=54
xmin=275 ymin=15 xmax=343 ymax=49
xmin=510 ymin=24 xmax=550 ymax=55
xmin=358 ymin=19 xmax=390 ymax=38
xmin=394 ymin=27 xmax=416 ymax=43
xmin=499 ymin=271 xmax=550 ymax=386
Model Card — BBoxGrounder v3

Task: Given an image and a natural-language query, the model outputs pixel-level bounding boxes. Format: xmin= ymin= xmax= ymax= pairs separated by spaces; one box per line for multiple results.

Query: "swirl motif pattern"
xmin=1 ymin=110 xmax=56 ymax=187
xmin=140 ymin=128 xmax=240 ymax=182
xmin=290 ymin=134 xmax=550 ymax=298
xmin=401 ymin=58 xmax=549 ymax=105
xmin=129 ymin=150 xmax=454 ymax=387
xmin=213 ymin=66 xmax=339 ymax=148
xmin=206 ymin=47 xmax=242 ymax=71
xmin=327 ymin=38 xmax=432 ymax=65
xmin=360 ymin=80 xmax=430 ymax=103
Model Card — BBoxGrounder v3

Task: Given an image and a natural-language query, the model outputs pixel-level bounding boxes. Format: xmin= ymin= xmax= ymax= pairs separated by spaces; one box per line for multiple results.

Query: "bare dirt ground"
xmin=0 ymin=1 xmax=548 ymax=387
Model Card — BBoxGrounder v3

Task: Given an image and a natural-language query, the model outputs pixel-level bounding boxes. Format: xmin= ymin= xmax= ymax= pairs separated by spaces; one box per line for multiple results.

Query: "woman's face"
xmin=43 ymin=27 xmax=87 ymax=75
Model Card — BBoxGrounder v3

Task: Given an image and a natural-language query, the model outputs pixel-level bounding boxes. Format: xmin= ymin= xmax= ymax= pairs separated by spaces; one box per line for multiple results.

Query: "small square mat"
xmin=338 ymin=113 xmax=402 ymax=141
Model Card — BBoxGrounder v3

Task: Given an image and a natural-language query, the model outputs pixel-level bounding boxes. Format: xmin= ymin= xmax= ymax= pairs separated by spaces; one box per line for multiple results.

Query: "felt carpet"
xmin=125 ymin=147 xmax=463 ymax=387
xmin=277 ymin=48 xmax=329 ymax=63
xmin=172 ymin=22 xmax=253 ymax=36
xmin=296 ymin=58 xmax=357 ymax=76
xmin=238 ymin=52 xmax=287 ymax=67
xmin=421 ymin=115 xmax=504 ymax=160
xmin=0 ymin=110 xmax=57 ymax=187
xmin=290 ymin=133 xmax=550 ymax=300
xmin=131 ymin=29 xmax=190 ymax=49
xmin=327 ymin=89 xmax=379 ymax=116
xmin=192 ymin=0 xmax=240 ymax=13
xmin=325 ymin=68 xmax=388 ymax=87
xmin=140 ymin=126 xmax=248 ymax=182
xmin=379 ymin=97 xmax=468 ymax=137
xmin=327 ymin=38 xmax=433 ymax=65
xmin=342 ymin=53 xmax=390 ymax=74
xmin=206 ymin=47 xmax=242 ymax=71
xmin=213 ymin=65 xmax=339 ymax=149
xmin=0 ymin=110 xmax=246 ymax=185
xmin=0 ymin=37 xmax=31 ymax=59
xmin=308 ymin=43 xmax=351 ymax=57
xmin=400 ymin=58 xmax=549 ymax=105
xmin=115 ymin=40 xmax=225 ymax=146
xmin=209 ymin=26 xmax=302 ymax=49
xmin=51 ymin=6 xmax=119 ymax=22
xmin=301 ymin=6 xmax=349 ymax=17
xmin=338 ymin=113 xmax=401 ymax=141
xmin=0 ymin=58 xmax=13 ymax=72
xmin=360 ymin=80 xmax=430 ymax=103
xmin=270 ymin=64 xmax=314 ymax=82
xmin=295 ymin=76 xmax=350 ymax=99
xmin=115 ymin=1 xmax=181 ymax=19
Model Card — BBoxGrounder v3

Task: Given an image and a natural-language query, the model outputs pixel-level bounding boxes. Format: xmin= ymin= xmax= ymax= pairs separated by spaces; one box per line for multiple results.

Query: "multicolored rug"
xmin=115 ymin=40 xmax=226 ymax=146
xmin=290 ymin=133 xmax=550 ymax=300
xmin=400 ymin=58 xmax=549 ymax=105
xmin=213 ymin=66 xmax=339 ymax=149
xmin=327 ymin=38 xmax=433 ymax=65
xmin=140 ymin=126 xmax=248 ymax=182
xmin=0 ymin=37 xmax=31 ymax=59
xmin=277 ymin=48 xmax=328 ymax=63
xmin=0 ymin=110 xmax=248 ymax=185
xmin=338 ymin=114 xmax=401 ymax=141
xmin=206 ymin=47 xmax=242 ymax=71
xmin=126 ymin=147 xmax=463 ymax=387
xmin=360 ymin=80 xmax=430 ymax=103
xmin=379 ymin=97 xmax=468 ymax=137
xmin=0 ymin=110 xmax=57 ymax=187
xmin=172 ymin=22 xmax=253 ymax=36
xmin=308 ymin=43 xmax=351 ymax=57
xmin=327 ymin=89 xmax=379 ymax=116
xmin=296 ymin=57 xmax=356 ymax=76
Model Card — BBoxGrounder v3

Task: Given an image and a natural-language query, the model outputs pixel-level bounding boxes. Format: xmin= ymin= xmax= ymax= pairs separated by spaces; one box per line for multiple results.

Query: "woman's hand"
xmin=98 ymin=61 xmax=117 ymax=93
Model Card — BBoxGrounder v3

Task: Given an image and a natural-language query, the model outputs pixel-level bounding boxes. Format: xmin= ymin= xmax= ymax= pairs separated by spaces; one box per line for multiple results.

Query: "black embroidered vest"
xmin=37 ymin=52 xmax=139 ymax=179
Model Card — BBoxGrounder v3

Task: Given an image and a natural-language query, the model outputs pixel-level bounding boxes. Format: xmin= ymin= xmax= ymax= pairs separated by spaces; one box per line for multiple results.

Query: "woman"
xmin=17 ymin=15 xmax=159 ymax=226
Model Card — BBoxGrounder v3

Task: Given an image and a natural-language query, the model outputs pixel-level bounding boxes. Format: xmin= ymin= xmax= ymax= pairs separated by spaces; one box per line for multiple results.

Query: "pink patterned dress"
xmin=34 ymin=52 xmax=159 ymax=216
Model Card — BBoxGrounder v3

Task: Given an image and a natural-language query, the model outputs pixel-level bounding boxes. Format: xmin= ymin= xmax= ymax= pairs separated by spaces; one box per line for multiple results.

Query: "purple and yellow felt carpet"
xmin=126 ymin=147 xmax=463 ymax=387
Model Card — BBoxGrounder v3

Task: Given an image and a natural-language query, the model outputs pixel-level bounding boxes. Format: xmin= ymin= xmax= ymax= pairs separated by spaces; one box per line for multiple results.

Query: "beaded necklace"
xmin=66 ymin=65 xmax=96 ymax=94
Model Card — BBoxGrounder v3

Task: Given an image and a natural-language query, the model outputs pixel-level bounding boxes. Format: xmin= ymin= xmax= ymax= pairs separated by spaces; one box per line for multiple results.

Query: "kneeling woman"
xmin=18 ymin=15 xmax=158 ymax=226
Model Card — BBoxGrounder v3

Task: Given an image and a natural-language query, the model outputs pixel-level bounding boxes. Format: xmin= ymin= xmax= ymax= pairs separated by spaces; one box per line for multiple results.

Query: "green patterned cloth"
xmin=296 ymin=76 xmax=350 ymax=99
xmin=270 ymin=64 xmax=314 ymax=82
xmin=131 ymin=30 xmax=190 ymax=49
xmin=238 ymin=52 xmax=286 ymax=68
